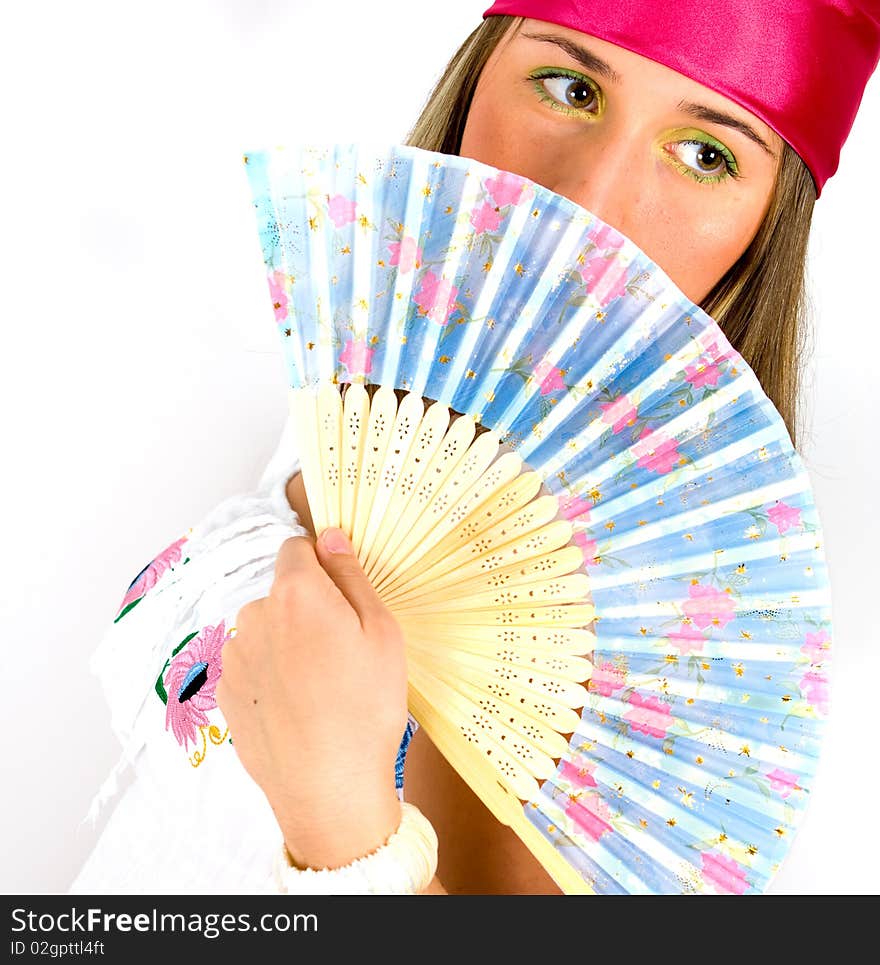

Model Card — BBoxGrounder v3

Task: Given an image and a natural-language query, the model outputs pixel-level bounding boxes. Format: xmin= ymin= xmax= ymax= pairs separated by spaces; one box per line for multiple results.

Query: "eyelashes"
xmin=530 ymin=68 xmax=602 ymax=118
xmin=527 ymin=68 xmax=741 ymax=184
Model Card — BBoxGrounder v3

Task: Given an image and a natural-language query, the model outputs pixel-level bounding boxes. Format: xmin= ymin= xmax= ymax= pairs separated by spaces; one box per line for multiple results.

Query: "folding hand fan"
xmin=242 ymin=142 xmax=832 ymax=895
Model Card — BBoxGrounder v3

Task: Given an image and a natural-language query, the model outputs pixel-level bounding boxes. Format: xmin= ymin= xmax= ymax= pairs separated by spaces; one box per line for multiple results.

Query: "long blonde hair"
xmin=405 ymin=16 xmax=817 ymax=448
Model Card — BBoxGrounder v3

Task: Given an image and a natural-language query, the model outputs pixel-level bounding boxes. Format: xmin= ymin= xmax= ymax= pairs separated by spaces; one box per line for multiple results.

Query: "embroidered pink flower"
xmin=700 ymin=851 xmax=749 ymax=895
xmin=624 ymin=692 xmax=673 ymax=739
xmin=599 ymin=394 xmax=638 ymax=434
xmin=533 ymin=359 xmax=567 ymax=395
xmin=559 ymin=756 xmax=598 ymax=789
xmin=268 ymin=270 xmax=289 ymax=323
xmin=413 ymin=270 xmax=459 ymax=326
xmin=767 ymin=501 xmax=802 ymax=535
xmin=632 ymin=427 xmax=682 ymax=474
xmin=558 ymin=493 xmax=593 ymax=522
xmin=572 ymin=530 xmax=600 ymax=567
xmin=388 ymin=236 xmax=422 ymax=274
xmin=667 ymin=621 xmax=707 ymax=656
xmin=470 ymin=201 xmax=504 ymax=235
xmin=589 ymin=659 xmax=626 ymax=697
xmin=484 ymin=171 xmax=528 ymax=208
xmin=766 ymin=768 xmax=802 ymax=799
xmin=682 ymin=582 xmax=737 ymax=631
xmin=339 ymin=338 xmax=375 ymax=378
xmin=579 ymin=254 xmax=629 ymax=307
xmin=565 ymin=793 xmax=613 ymax=843
xmin=801 ymin=629 xmax=831 ymax=665
xmin=684 ymin=356 xmax=722 ymax=389
xmin=163 ymin=622 xmax=230 ymax=750
xmin=800 ymin=668 xmax=830 ymax=715
xmin=590 ymin=223 xmax=625 ymax=252
xmin=116 ymin=536 xmax=188 ymax=617
xmin=327 ymin=193 xmax=357 ymax=228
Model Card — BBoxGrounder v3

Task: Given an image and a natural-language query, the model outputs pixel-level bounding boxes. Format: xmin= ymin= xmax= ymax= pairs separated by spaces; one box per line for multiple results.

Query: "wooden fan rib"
xmin=396 ymin=620 xmax=596 ymax=656
xmin=290 ymin=388 xmax=328 ymax=536
xmin=408 ymin=663 xmax=546 ymax=798
xmin=402 ymin=603 xmax=596 ymax=628
xmin=390 ymin=572 xmax=592 ymax=615
xmin=370 ymin=417 xmax=491 ymax=590
xmin=381 ymin=543 xmax=585 ymax=608
xmin=359 ymin=391 xmax=426 ymax=566
xmin=406 ymin=679 xmax=594 ymax=895
xmin=351 ymin=385 xmax=398 ymax=557
xmin=411 ymin=642 xmax=589 ymax=710
xmin=316 ymin=380 xmax=344 ymax=530
xmin=381 ymin=459 xmax=538 ymax=593
xmin=403 ymin=631 xmax=593 ymax=683
xmin=362 ymin=399 xmax=452 ymax=579
xmin=414 ymin=657 xmax=584 ymax=736
xmin=446 ymin=674 xmax=572 ymax=759
xmin=393 ymin=508 xmax=572 ymax=601
xmin=340 ymin=384 xmax=370 ymax=536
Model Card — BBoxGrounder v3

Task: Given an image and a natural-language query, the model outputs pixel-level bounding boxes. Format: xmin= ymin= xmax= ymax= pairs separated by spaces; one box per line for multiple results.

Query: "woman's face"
xmin=459 ymin=20 xmax=784 ymax=304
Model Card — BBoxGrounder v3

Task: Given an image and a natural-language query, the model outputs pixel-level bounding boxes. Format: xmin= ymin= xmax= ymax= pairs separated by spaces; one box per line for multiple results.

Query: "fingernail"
xmin=321 ymin=527 xmax=353 ymax=555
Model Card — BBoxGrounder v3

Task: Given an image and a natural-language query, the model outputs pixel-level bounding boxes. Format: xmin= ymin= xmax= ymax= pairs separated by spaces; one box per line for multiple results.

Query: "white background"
xmin=1 ymin=0 xmax=877 ymax=894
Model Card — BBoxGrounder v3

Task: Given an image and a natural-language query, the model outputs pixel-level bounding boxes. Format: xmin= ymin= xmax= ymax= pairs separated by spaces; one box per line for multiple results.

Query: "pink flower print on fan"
xmin=667 ymin=621 xmax=706 ymax=656
xmin=696 ymin=336 xmax=735 ymax=366
xmin=700 ymin=851 xmax=750 ymax=895
xmin=484 ymin=171 xmax=528 ymax=208
xmin=572 ymin=530 xmax=599 ymax=568
xmin=327 ymin=193 xmax=357 ymax=228
xmin=801 ymin=629 xmax=831 ymax=665
xmin=388 ymin=236 xmax=422 ymax=274
xmin=565 ymin=793 xmax=613 ymax=843
xmin=682 ymin=582 xmax=737 ymax=631
xmin=413 ymin=270 xmax=459 ymax=326
xmin=800 ymin=668 xmax=830 ymax=715
xmin=533 ymin=359 xmax=567 ymax=395
xmin=589 ymin=222 xmax=625 ymax=253
xmin=559 ymin=492 xmax=593 ymax=522
xmin=589 ymin=659 xmax=626 ymax=697
xmin=579 ymin=253 xmax=629 ymax=308
xmin=163 ymin=622 xmax=229 ymax=751
xmin=339 ymin=338 xmax=375 ymax=379
xmin=115 ymin=536 xmax=188 ymax=620
xmin=767 ymin=501 xmax=802 ymax=535
xmin=559 ymin=756 xmax=599 ymax=789
xmin=268 ymin=270 xmax=289 ymax=323
xmin=684 ymin=356 xmax=722 ymax=389
xmin=624 ymin=692 xmax=673 ymax=739
xmin=599 ymin=394 xmax=638 ymax=434
xmin=632 ymin=427 xmax=682 ymax=474
xmin=470 ymin=201 xmax=504 ymax=235
xmin=766 ymin=768 xmax=802 ymax=799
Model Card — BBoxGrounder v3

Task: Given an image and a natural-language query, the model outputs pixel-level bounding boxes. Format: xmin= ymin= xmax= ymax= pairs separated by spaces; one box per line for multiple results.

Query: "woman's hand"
xmin=216 ymin=528 xmax=408 ymax=871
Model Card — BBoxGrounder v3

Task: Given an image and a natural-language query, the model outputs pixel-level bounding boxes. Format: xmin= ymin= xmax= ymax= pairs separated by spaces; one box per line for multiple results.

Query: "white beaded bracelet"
xmin=272 ymin=802 xmax=439 ymax=895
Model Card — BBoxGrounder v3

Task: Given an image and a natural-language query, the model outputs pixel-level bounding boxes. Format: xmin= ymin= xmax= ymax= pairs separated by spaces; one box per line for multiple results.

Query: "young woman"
xmin=71 ymin=2 xmax=880 ymax=895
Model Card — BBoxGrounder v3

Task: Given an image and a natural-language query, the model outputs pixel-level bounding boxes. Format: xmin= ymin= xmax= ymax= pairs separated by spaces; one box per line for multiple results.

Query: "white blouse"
xmin=69 ymin=414 xmax=416 ymax=894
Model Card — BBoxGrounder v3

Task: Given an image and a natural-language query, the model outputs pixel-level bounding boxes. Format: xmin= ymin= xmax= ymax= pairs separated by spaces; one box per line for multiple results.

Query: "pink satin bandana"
xmin=483 ymin=1 xmax=880 ymax=196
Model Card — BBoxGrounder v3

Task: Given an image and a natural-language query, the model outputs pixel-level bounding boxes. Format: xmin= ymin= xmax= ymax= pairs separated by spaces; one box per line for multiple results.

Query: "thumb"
xmin=315 ymin=527 xmax=387 ymax=628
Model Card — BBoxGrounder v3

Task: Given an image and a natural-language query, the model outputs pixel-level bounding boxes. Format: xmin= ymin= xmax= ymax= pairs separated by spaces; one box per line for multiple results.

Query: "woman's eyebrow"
xmin=519 ymin=31 xmax=623 ymax=83
xmin=677 ymin=101 xmax=778 ymax=158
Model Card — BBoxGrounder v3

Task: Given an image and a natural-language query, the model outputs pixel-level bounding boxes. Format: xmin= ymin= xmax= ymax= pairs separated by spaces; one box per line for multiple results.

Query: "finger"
xmin=314 ymin=527 xmax=389 ymax=629
xmin=272 ymin=534 xmax=319 ymax=588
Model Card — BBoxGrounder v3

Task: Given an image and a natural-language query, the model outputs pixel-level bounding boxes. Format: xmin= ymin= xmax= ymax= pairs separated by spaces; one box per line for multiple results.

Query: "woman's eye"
xmin=667 ymin=139 xmax=739 ymax=181
xmin=532 ymin=73 xmax=601 ymax=115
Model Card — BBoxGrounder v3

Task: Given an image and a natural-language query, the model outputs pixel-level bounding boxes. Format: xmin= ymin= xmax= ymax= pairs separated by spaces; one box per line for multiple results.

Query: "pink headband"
xmin=482 ymin=1 xmax=880 ymax=197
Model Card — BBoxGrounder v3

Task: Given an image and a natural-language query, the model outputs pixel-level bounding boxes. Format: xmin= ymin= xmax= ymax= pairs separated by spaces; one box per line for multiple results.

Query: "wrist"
xmin=277 ymin=789 xmax=403 ymax=871
xmin=273 ymin=801 xmax=439 ymax=895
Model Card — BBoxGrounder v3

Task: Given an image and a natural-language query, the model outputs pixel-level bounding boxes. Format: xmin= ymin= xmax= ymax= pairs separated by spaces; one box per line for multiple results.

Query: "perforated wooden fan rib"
xmin=291 ymin=381 xmax=596 ymax=890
